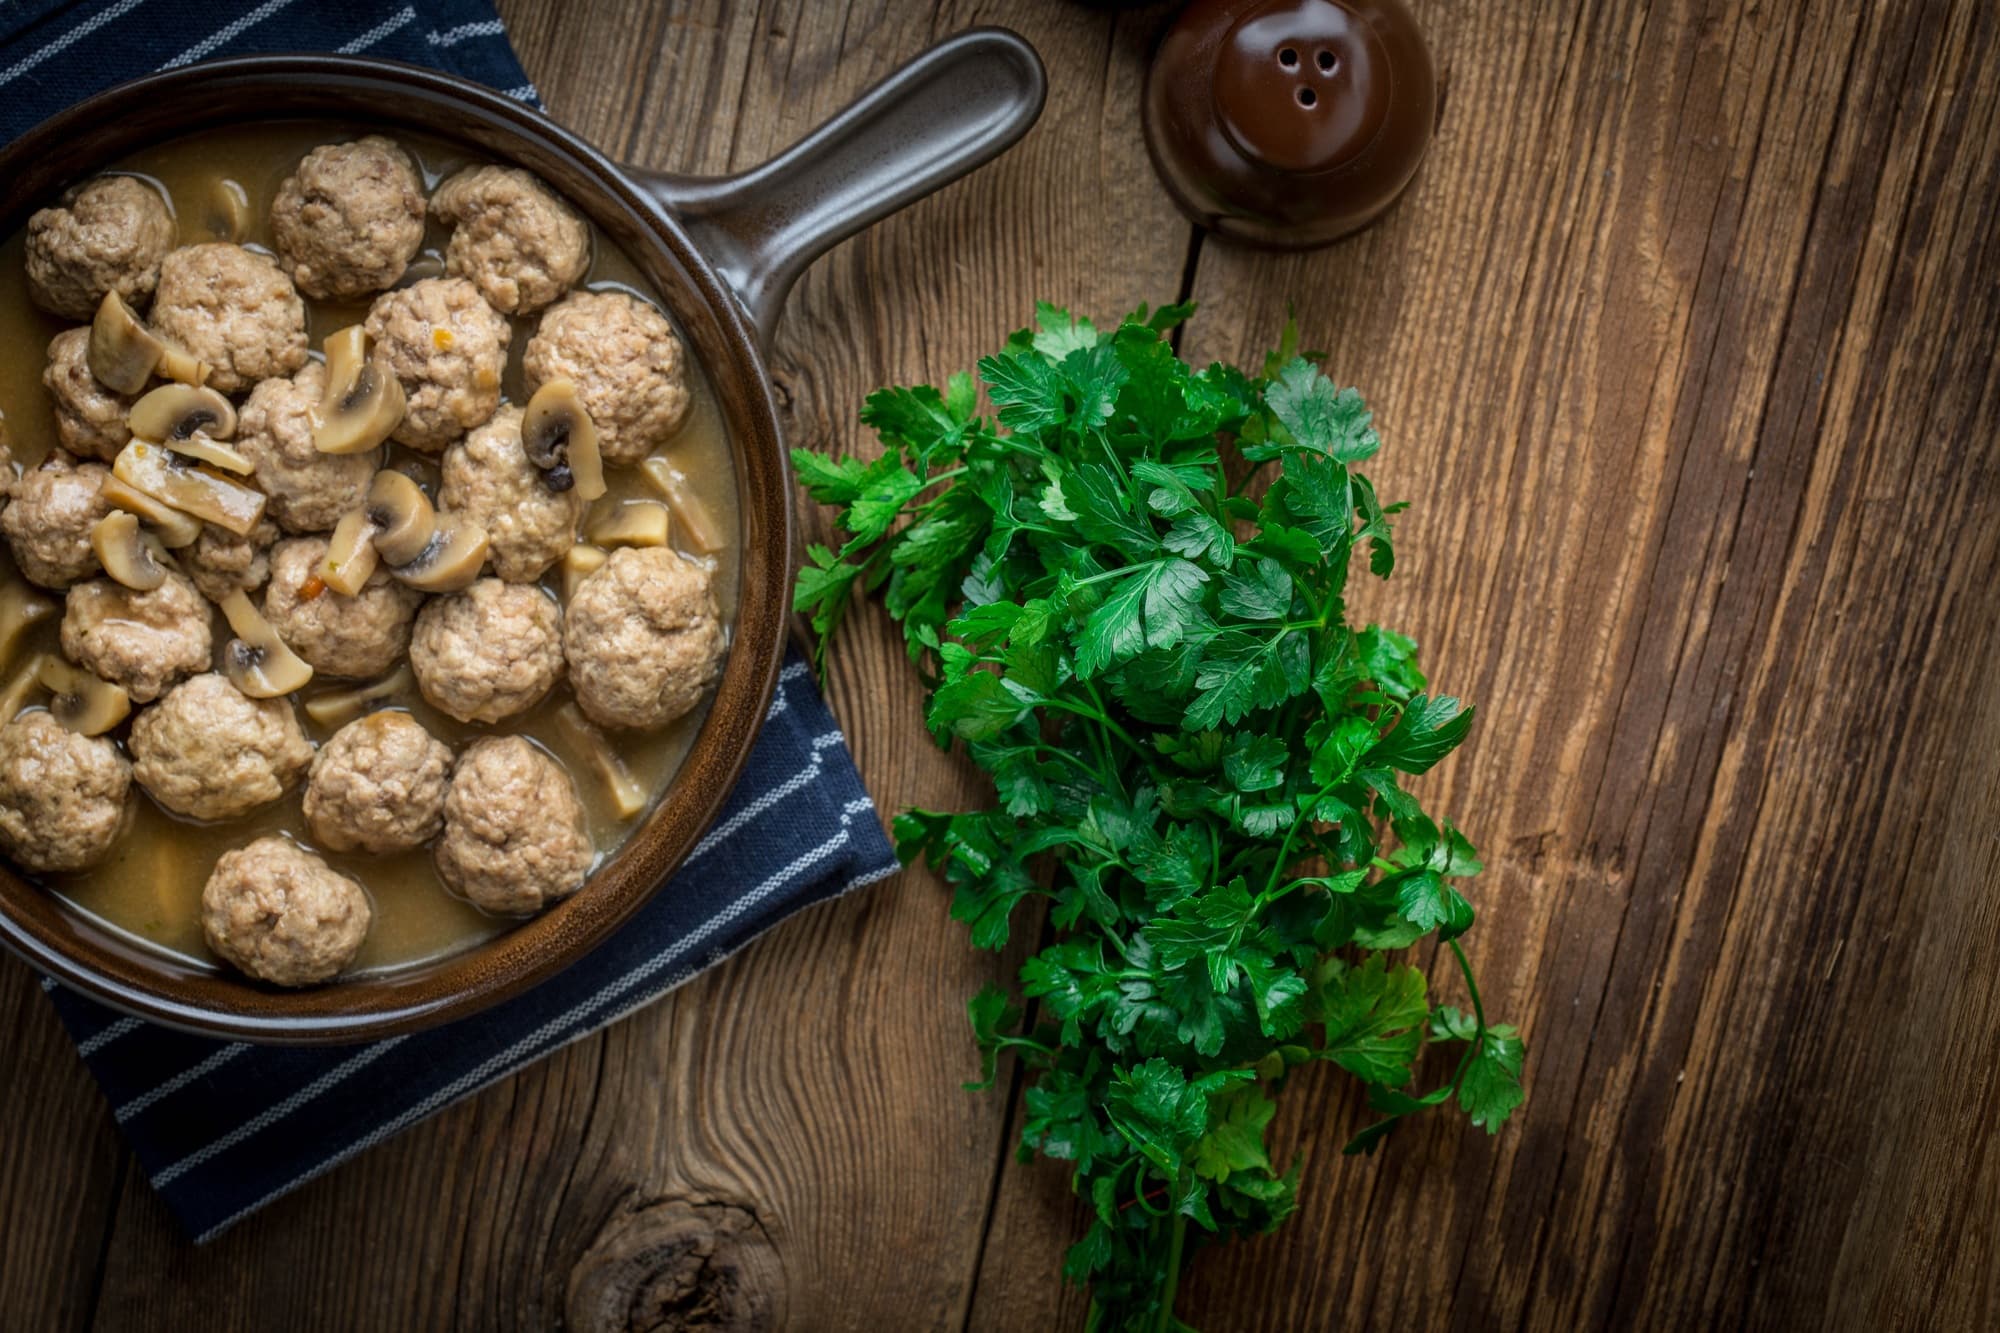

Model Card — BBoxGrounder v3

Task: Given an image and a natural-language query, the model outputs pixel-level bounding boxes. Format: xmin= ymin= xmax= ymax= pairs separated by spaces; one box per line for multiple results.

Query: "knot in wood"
xmin=567 ymin=1197 xmax=782 ymax=1333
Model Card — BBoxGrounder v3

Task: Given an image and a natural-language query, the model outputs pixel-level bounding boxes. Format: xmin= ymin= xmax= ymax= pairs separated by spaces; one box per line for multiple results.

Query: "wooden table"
xmin=5 ymin=1 xmax=1996 ymax=1327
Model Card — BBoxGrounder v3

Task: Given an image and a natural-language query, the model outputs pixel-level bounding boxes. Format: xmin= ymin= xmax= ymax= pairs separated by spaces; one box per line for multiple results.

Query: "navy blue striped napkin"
xmin=6 ymin=0 xmax=900 ymax=1242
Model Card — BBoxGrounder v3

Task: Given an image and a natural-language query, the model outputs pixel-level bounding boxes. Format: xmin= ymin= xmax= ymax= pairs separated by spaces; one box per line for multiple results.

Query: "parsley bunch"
xmin=795 ymin=304 xmax=1523 ymax=1331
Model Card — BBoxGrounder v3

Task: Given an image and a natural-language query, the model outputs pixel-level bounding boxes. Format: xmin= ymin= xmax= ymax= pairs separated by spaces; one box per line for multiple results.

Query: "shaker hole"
xmin=1297 ymin=87 xmax=1318 ymax=107
xmin=1317 ymin=49 xmax=1337 ymax=72
xmin=1279 ymin=47 xmax=1299 ymax=67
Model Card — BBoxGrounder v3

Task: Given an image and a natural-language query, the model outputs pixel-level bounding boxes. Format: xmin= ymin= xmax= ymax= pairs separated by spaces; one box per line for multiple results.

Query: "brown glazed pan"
xmin=0 ymin=31 xmax=1046 ymax=1042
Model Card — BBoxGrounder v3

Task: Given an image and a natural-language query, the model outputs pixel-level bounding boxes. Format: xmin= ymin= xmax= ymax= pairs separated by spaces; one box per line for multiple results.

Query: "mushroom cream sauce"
xmin=0 ymin=122 xmax=740 ymax=974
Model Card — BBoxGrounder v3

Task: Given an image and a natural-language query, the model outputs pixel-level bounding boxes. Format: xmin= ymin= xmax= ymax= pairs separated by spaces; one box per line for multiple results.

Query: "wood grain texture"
xmin=2 ymin=0 xmax=1995 ymax=1328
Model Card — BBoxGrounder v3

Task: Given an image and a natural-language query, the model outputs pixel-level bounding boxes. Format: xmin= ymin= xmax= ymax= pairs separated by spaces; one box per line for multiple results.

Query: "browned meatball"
xmin=201 ymin=836 xmax=371 ymax=987
xmin=434 ymin=736 xmax=591 ymax=914
xmin=409 ymin=578 xmax=562 ymax=724
xmin=303 ymin=710 xmax=452 ymax=854
xmin=1 ymin=452 xmax=108 ymax=589
xmin=438 ymin=405 xmax=581 ymax=582
xmin=363 ymin=277 xmax=511 ymax=452
xmin=564 ymin=547 xmax=723 ymax=729
xmin=430 ymin=165 xmax=589 ymax=316
xmin=180 ymin=517 xmax=277 ymax=604
xmin=269 ymin=136 xmax=427 ymax=301
xmin=25 ymin=176 xmax=176 ymax=321
xmin=60 ymin=570 xmax=211 ymax=703
xmin=235 ymin=361 xmax=377 ymax=533
xmin=522 ymin=291 xmax=689 ymax=465
xmin=129 ymin=673 xmax=311 ymax=820
xmin=43 ymin=328 xmax=131 ymax=462
xmin=0 ymin=711 xmax=130 ymax=873
xmin=262 ymin=537 xmax=422 ymax=679
xmin=150 ymin=243 xmax=309 ymax=394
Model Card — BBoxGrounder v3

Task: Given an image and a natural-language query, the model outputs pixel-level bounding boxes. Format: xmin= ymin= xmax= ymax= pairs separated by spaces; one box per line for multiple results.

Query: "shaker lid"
xmin=1212 ymin=0 xmax=1392 ymax=175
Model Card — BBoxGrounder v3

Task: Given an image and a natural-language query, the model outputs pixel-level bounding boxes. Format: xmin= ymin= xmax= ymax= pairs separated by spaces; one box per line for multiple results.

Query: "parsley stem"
xmin=1155 ymin=1207 xmax=1188 ymax=1333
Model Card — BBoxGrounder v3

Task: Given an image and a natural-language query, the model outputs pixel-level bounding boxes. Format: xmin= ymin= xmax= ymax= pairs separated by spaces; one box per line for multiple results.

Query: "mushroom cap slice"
xmin=555 ymin=702 xmax=646 ymax=819
xmin=129 ymin=383 xmax=237 ymax=444
xmin=316 ymin=325 xmax=407 ymax=456
xmin=90 ymin=511 xmax=170 ymax=591
xmin=100 ymin=475 xmax=204 ymax=549
xmin=216 ymin=589 xmax=314 ymax=698
xmin=319 ymin=508 xmax=381 ymax=597
xmin=364 ymin=469 xmax=436 ymax=567
xmin=0 ymin=655 xmax=48 ymax=724
xmin=561 ymin=543 xmax=607 ymax=601
xmin=112 ymin=441 xmax=267 ymax=536
xmin=89 ymin=291 xmax=209 ymax=394
xmin=37 ymin=656 xmax=131 ymax=736
xmin=639 ymin=458 xmax=724 ymax=554
xmin=207 ymin=179 xmax=250 ymax=242
xmin=586 ymin=500 xmax=671 ymax=549
xmin=302 ymin=665 xmax=414 ymax=729
xmin=88 ymin=291 xmax=162 ymax=395
xmin=521 ymin=379 xmax=606 ymax=501
xmin=388 ymin=514 xmax=489 ymax=593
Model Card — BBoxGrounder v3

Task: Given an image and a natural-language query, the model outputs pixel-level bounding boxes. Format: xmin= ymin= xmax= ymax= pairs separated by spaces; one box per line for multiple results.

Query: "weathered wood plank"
xmin=1045 ymin=0 xmax=2000 ymax=1328
xmin=0 ymin=964 xmax=123 ymax=1330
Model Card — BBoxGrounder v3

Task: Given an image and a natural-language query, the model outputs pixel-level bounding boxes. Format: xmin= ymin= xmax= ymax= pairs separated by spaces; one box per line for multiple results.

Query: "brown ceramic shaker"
xmin=1143 ymin=0 xmax=1437 ymax=248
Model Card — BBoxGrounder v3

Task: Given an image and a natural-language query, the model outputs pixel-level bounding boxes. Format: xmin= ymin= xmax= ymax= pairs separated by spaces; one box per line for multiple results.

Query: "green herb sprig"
xmin=795 ymin=303 xmax=1523 ymax=1331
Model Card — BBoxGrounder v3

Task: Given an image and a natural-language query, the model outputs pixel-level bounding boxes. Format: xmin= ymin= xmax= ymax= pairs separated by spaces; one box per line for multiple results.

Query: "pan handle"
xmin=626 ymin=28 xmax=1046 ymax=350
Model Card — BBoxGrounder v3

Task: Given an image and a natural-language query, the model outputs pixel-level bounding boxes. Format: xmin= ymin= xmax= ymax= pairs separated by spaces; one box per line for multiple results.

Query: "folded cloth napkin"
xmin=5 ymin=0 xmax=900 ymax=1242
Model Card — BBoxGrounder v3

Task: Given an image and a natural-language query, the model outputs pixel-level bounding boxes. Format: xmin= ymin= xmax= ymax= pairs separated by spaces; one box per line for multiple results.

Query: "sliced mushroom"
xmin=38 ymin=657 xmax=131 ymax=736
xmin=562 ymin=543 xmax=607 ymax=600
xmin=315 ymin=325 xmax=407 ymax=455
xmin=640 ymin=458 xmax=724 ymax=554
xmin=387 ymin=514 xmax=489 ymax=593
xmin=90 ymin=512 xmax=170 ymax=591
xmin=88 ymin=292 xmax=209 ymax=394
xmin=100 ymin=475 xmax=204 ymax=549
xmin=521 ymin=379 xmax=606 ymax=501
xmin=0 ymin=586 xmax=55 ymax=662
xmin=364 ymin=469 xmax=436 ymax=566
xmin=302 ymin=665 xmax=415 ymax=729
xmin=129 ymin=382 xmax=238 ymax=443
xmin=0 ymin=655 xmax=46 ymax=723
xmin=320 ymin=508 xmax=381 ymax=597
xmin=207 ymin=179 xmax=250 ymax=242
xmin=112 ymin=440 xmax=267 ymax=537
xmin=587 ymin=500 xmax=671 ymax=549
xmin=555 ymin=702 xmax=647 ymax=820
xmin=216 ymin=589 xmax=314 ymax=698
xmin=161 ymin=433 xmax=254 ymax=475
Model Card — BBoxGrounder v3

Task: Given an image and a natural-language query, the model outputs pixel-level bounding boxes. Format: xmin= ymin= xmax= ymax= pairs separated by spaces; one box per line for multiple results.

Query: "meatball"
xmin=150 ymin=243 xmax=309 ymax=395
xmin=25 ymin=176 xmax=176 ymax=322
xmin=2 ymin=452 xmax=108 ymax=589
xmin=269 ymin=136 xmax=427 ymax=301
xmin=129 ymin=673 xmax=311 ymax=821
xmin=201 ymin=836 xmax=371 ymax=987
xmin=522 ymin=291 xmax=690 ymax=465
xmin=363 ymin=277 xmax=511 ymax=452
xmin=235 ymin=361 xmax=376 ymax=533
xmin=43 ymin=328 xmax=131 ymax=462
xmin=430 ymin=165 xmax=589 ymax=316
xmin=262 ymin=536 xmax=422 ymax=679
xmin=434 ymin=736 xmax=591 ymax=914
xmin=180 ymin=517 xmax=277 ymax=603
xmin=409 ymin=578 xmax=563 ymax=724
xmin=60 ymin=570 xmax=211 ymax=703
xmin=564 ymin=547 xmax=723 ymax=729
xmin=438 ymin=405 xmax=581 ymax=582
xmin=303 ymin=710 xmax=452 ymax=854
xmin=0 ymin=711 xmax=130 ymax=873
